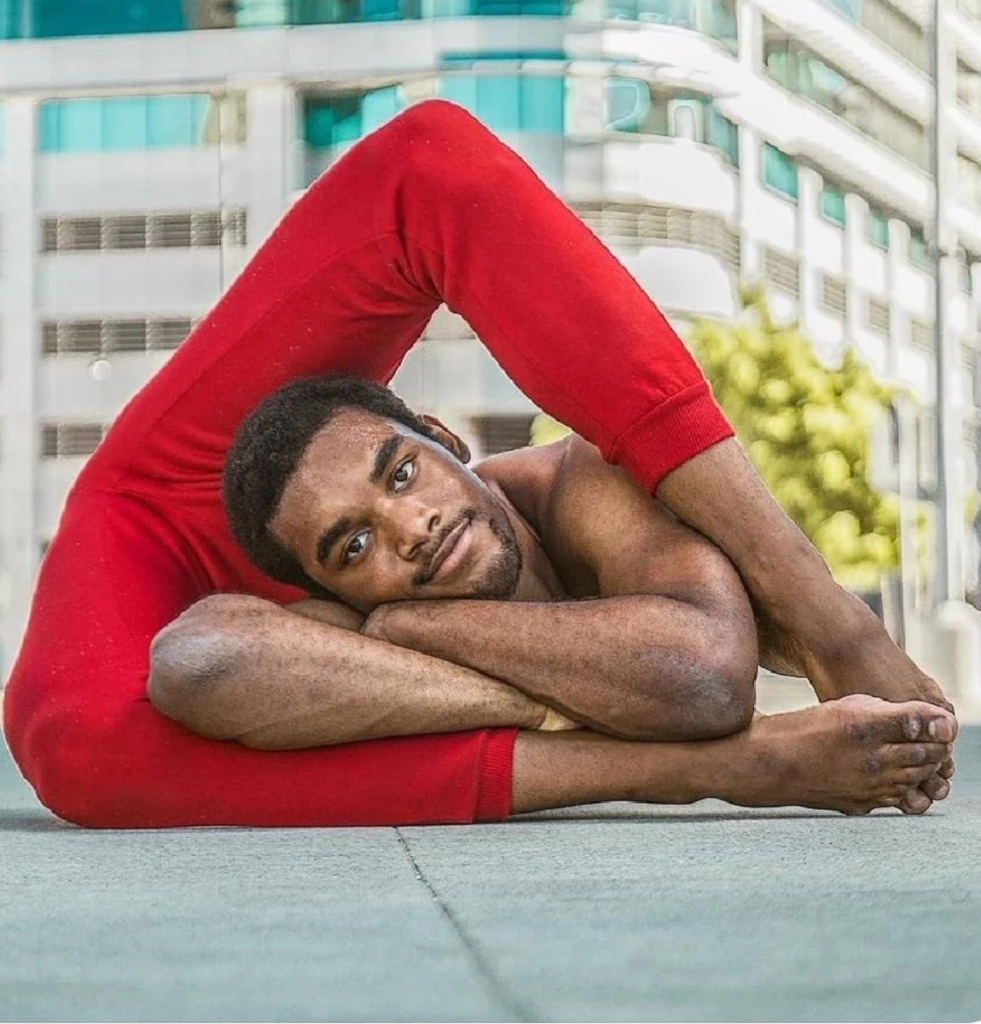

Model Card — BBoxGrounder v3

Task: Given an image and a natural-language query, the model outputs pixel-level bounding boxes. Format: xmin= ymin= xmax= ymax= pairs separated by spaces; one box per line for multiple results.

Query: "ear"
xmin=420 ymin=413 xmax=471 ymax=463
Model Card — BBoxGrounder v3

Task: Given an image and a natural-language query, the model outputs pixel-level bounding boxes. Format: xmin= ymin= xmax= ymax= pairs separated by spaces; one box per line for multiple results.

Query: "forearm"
xmin=656 ymin=438 xmax=859 ymax=638
xmin=371 ymin=595 xmax=751 ymax=740
xmin=148 ymin=594 xmax=546 ymax=749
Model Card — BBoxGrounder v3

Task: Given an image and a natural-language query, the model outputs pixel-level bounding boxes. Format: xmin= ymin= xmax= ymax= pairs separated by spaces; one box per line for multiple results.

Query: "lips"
xmin=427 ymin=519 xmax=469 ymax=581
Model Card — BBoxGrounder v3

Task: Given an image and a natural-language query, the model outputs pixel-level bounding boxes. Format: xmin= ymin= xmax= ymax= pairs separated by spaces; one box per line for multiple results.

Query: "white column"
xmin=796 ymin=167 xmax=822 ymax=331
xmin=242 ymin=79 xmax=298 ymax=250
xmin=842 ymin=192 xmax=868 ymax=347
xmin=886 ymin=218 xmax=911 ymax=381
xmin=0 ymin=97 xmax=39 ymax=682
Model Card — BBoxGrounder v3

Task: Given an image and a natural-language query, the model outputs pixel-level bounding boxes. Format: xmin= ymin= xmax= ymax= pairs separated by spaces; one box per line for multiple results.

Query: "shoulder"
xmin=474 ymin=438 xmax=571 ymax=532
xmin=548 ymin=436 xmax=744 ymax=603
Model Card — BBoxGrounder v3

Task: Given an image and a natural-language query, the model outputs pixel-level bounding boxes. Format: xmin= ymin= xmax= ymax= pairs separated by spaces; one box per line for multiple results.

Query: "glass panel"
xmin=701 ymin=0 xmax=737 ymax=53
xmin=605 ymin=78 xmax=650 ymax=133
xmin=519 ymin=76 xmax=564 ymax=131
xmin=868 ymin=207 xmax=889 ymax=249
xmin=438 ymin=75 xmax=480 ymax=114
xmin=31 ymin=0 xmax=186 ymax=37
xmin=38 ymin=103 xmax=61 ymax=151
xmin=636 ymin=0 xmax=695 ymax=27
xmin=147 ymin=95 xmax=205 ymax=147
xmin=818 ymin=0 xmax=862 ymax=19
xmin=762 ymin=142 xmax=798 ymax=200
xmin=102 ymin=96 xmax=148 ymax=151
xmin=477 ymin=75 xmax=522 ymax=131
xmin=53 ymin=99 xmax=103 ymax=152
xmin=909 ymin=228 xmax=931 ymax=268
xmin=707 ymin=105 xmax=738 ymax=165
xmin=820 ymin=182 xmax=846 ymax=225
xmin=361 ymin=86 xmax=404 ymax=134
xmin=235 ymin=0 xmax=290 ymax=25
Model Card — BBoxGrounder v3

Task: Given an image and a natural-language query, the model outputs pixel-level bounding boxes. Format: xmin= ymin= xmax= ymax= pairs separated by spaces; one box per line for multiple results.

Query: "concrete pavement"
xmin=2 ymin=728 xmax=979 ymax=1023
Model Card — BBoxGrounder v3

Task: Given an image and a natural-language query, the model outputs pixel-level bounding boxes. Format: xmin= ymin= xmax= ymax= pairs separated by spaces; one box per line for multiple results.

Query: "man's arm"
xmin=147 ymin=592 xmax=552 ymax=749
xmin=366 ymin=437 xmax=760 ymax=742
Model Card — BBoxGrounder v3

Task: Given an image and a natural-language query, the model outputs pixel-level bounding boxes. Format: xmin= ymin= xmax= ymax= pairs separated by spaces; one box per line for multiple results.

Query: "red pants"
xmin=3 ymin=100 xmax=732 ymax=827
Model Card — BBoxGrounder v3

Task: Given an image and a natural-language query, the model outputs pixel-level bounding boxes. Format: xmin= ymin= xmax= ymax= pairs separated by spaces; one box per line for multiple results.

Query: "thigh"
xmin=4 ymin=488 xmax=515 ymax=828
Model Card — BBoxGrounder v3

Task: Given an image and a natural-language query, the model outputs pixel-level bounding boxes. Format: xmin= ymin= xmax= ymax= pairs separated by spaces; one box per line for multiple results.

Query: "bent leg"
xmin=512 ymin=697 xmax=956 ymax=817
xmin=3 ymin=493 xmax=514 ymax=827
xmin=90 ymin=99 xmax=731 ymax=516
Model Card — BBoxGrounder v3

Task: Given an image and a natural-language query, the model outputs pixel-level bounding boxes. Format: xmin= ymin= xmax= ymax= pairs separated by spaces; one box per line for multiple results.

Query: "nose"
xmin=393 ymin=501 xmax=440 ymax=562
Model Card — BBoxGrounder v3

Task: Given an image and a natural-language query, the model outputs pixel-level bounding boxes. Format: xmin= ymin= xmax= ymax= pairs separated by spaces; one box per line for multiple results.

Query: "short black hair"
xmin=222 ymin=373 xmax=438 ymax=598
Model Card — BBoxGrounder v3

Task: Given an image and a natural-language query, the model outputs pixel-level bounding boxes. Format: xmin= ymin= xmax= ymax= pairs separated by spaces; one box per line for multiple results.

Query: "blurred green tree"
xmin=530 ymin=285 xmax=903 ymax=591
xmin=687 ymin=285 xmax=899 ymax=591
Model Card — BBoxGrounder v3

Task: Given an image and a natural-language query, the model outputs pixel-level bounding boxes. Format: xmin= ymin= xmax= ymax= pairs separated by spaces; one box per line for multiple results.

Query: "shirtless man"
xmin=3 ymin=99 xmax=956 ymax=827
xmin=147 ymin=373 xmax=957 ymax=817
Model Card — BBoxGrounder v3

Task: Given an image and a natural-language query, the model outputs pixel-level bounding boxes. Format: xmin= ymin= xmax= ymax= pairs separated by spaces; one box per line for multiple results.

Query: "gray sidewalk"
xmin=2 ymin=731 xmax=979 ymax=1024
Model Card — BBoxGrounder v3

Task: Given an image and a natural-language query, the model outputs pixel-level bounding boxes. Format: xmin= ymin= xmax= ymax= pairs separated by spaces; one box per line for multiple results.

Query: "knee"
xmin=12 ymin=708 xmax=120 ymax=827
xmin=382 ymin=99 xmax=508 ymax=187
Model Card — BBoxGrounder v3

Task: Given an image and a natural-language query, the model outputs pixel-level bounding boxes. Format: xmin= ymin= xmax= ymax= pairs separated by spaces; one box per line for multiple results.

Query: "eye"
xmin=392 ymin=457 xmax=416 ymax=490
xmin=342 ymin=530 xmax=369 ymax=565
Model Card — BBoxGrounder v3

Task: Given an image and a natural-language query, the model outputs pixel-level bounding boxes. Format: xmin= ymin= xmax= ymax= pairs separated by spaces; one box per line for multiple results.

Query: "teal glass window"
xmin=819 ymin=0 xmax=862 ymax=20
xmin=40 ymin=94 xmax=216 ymax=152
xmin=962 ymin=255 xmax=974 ymax=294
xmin=762 ymin=142 xmax=798 ymax=200
xmin=304 ymin=76 xmax=565 ymax=150
xmin=707 ymin=106 xmax=738 ymax=165
xmin=820 ymin=182 xmax=846 ymax=225
xmin=605 ymin=78 xmax=652 ymax=133
xmin=33 ymin=0 xmax=185 ymax=37
xmin=867 ymin=206 xmax=890 ymax=249
xmin=909 ymin=227 xmax=931 ymax=268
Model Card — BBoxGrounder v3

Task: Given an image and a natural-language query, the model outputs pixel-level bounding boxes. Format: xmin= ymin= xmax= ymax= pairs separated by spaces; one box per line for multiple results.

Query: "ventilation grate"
xmin=42 ymin=317 xmax=194 ymax=355
xmin=867 ymin=297 xmax=892 ymax=337
xmin=910 ymin=316 xmax=934 ymax=350
xmin=42 ymin=423 xmax=106 ymax=458
xmin=821 ymin=274 xmax=848 ymax=317
xmin=763 ymin=246 xmax=800 ymax=296
xmin=571 ymin=202 xmax=740 ymax=270
xmin=41 ymin=209 xmax=246 ymax=252
xmin=469 ymin=414 xmax=536 ymax=456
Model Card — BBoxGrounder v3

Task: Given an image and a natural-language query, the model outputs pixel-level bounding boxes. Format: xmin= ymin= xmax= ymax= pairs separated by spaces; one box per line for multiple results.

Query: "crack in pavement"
xmin=394 ymin=828 xmax=541 ymax=1023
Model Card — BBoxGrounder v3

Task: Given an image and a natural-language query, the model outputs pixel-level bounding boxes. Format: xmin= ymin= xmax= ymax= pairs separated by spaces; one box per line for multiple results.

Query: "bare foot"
xmin=717 ymin=695 xmax=956 ymax=815
xmin=763 ymin=593 xmax=957 ymax=814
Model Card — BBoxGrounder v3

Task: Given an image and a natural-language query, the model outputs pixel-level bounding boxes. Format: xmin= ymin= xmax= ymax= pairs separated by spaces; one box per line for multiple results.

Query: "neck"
xmin=488 ymin=482 xmax=565 ymax=602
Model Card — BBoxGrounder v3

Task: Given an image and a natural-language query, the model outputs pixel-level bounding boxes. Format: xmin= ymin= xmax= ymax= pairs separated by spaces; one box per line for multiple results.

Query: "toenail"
xmin=906 ymin=714 xmax=921 ymax=739
xmin=928 ymin=720 xmax=937 ymax=739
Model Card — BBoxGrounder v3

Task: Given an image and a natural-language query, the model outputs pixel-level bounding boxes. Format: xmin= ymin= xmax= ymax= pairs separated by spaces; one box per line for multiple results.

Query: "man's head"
xmin=223 ymin=373 xmax=523 ymax=613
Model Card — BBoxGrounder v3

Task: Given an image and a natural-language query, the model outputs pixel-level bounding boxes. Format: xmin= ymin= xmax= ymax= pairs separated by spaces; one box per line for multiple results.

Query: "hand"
xmin=360 ymin=603 xmax=401 ymax=643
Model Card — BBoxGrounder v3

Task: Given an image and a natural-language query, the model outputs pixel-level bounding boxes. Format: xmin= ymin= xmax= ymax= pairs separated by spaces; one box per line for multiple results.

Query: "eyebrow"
xmin=315 ymin=433 xmax=404 ymax=566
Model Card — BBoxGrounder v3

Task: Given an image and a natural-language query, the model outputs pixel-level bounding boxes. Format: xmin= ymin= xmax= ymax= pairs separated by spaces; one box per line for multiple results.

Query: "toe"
xmin=921 ymin=777 xmax=950 ymax=800
xmin=899 ymin=788 xmax=933 ymax=815
xmin=883 ymin=742 xmax=949 ymax=767
xmin=892 ymin=703 xmax=956 ymax=743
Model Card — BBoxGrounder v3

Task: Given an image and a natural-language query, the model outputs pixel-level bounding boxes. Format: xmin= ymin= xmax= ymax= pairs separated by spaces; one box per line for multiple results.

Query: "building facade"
xmin=1 ymin=0 xmax=980 ymax=677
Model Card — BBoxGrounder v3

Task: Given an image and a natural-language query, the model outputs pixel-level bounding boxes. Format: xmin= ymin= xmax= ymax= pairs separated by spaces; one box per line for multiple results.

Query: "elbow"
xmin=617 ymin=632 xmax=758 ymax=742
xmin=147 ymin=620 xmax=241 ymax=734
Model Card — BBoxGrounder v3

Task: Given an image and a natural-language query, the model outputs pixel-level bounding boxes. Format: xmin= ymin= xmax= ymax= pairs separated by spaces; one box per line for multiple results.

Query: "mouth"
xmin=427 ymin=518 xmax=472 ymax=583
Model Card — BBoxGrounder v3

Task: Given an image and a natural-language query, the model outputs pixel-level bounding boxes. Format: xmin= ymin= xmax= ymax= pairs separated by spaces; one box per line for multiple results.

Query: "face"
xmin=269 ymin=408 xmax=523 ymax=613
